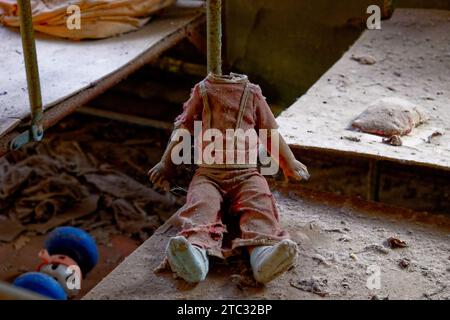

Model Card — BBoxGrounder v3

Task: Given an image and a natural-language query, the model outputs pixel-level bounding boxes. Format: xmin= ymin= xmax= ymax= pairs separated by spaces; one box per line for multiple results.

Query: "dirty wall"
xmin=224 ymin=0 xmax=450 ymax=106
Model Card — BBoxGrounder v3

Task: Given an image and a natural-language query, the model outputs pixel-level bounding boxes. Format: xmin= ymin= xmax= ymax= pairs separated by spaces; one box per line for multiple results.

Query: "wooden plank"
xmin=77 ymin=106 xmax=173 ymax=130
xmin=277 ymin=9 xmax=450 ymax=171
xmin=0 ymin=0 xmax=204 ymax=139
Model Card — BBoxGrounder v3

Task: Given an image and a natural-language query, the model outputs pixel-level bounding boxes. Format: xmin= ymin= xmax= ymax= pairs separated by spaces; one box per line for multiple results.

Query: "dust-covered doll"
xmin=148 ymin=72 xmax=309 ymax=284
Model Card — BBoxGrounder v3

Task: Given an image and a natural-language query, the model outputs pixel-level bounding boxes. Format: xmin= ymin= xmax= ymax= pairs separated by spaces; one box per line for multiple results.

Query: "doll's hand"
xmin=282 ymin=159 xmax=310 ymax=182
xmin=148 ymin=161 xmax=171 ymax=192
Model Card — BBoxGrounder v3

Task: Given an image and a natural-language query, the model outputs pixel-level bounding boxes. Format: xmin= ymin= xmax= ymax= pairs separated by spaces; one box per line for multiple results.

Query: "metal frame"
xmin=10 ymin=0 xmax=44 ymax=150
xmin=9 ymin=0 xmax=220 ymax=150
xmin=0 ymin=2 xmax=205 ymax=157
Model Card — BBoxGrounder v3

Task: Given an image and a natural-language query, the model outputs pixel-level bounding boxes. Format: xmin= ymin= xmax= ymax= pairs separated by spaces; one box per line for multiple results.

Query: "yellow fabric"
xmin=0 ymin=0 xmax=175 ymax=40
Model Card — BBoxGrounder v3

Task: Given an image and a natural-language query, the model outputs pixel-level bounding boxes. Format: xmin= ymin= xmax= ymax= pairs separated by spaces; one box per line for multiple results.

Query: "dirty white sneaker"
xmin=250 ymin=239 xmax=298 ymax=284
xmin=166 ymin=236 xmax=209 ymax=283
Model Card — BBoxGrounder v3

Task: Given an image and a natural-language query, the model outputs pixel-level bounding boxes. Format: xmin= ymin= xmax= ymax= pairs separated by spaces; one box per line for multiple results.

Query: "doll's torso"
xmin=176 ymin=73 xmax=278 ymax=168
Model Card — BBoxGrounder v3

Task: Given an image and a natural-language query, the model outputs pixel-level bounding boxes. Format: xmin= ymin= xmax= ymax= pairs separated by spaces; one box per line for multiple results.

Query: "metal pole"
xmin=0 ymin=281 xmax=49 ymax=300
xmin=12 ymin=0 xmax=44 ymax=149
xmin=206 ymin=0 xmax=222 ymax=75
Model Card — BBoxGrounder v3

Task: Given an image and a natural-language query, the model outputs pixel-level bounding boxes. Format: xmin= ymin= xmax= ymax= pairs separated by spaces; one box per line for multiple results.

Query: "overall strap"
xmin=199 ymin=80 xmax=211 ymax=129
xmin=235 ymin=82 xmax=251 ymax=131
xmin=232 ymin=82 xmax=251 ymax=149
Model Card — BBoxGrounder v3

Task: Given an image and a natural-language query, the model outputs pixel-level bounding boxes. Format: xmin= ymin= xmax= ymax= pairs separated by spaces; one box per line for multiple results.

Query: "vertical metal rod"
xmin=206 ymin=0 xmax=222 ymax=75
xmin=17 ymin=0 xmax=43 ymax=137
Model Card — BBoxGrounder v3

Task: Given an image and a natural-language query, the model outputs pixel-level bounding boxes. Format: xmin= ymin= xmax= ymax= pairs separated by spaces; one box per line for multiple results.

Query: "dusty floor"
xmin=85 ymin=185 xmax=450 ymax=300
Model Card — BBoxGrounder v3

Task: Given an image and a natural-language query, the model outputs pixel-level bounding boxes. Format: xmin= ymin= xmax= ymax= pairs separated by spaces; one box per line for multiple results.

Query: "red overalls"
xmin=173 ymin=73 xmax=289 ymax=258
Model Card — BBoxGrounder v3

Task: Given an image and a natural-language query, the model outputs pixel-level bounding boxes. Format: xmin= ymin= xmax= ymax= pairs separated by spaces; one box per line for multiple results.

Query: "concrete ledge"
xmin=278 ymin=9 xmax=450 ymax=171
xmin=84 ymin=186 xmax=450 ymax=300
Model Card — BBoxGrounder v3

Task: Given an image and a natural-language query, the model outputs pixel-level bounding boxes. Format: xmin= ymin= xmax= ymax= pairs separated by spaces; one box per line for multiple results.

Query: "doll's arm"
xmin=148 ymin=137 xmax=178 ymax=191
xmin=253 ymin=85 xmax=309 ymax=181
xmin=267 ymin=130 xmax=310 ymax=181
xmin=278 ymin=133 xmax=310 ymax=181
xmin=149 ymin=83 xmax=202 ymax=190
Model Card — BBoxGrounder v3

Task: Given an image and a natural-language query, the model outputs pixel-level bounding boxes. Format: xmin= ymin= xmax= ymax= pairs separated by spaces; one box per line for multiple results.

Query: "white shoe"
xmin=250 ymin=239 xmax=298 ymax=284
xmin=166 ymin=236 xmax=209 ymax=283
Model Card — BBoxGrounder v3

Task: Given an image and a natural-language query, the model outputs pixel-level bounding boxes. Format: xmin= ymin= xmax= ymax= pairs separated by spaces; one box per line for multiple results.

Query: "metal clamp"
xmin=10 ymin=122 xmax=44 ymax=150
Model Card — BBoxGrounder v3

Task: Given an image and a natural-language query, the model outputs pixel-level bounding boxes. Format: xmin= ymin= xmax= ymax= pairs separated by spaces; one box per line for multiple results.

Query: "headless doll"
xmin=149 ymin=73 xmax=309 ymax=284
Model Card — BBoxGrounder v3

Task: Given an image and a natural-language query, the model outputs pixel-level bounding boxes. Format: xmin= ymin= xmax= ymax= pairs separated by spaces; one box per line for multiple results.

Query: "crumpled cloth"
xmin=0 ymin=0 xmax=175 ymax=39
xmin=0 ymin=137 xmax=175 ymax=229
xmin=0 ymin=153 xmax=89 ymax=223
xmin=352 ymin=97 xmax=428 ymax=137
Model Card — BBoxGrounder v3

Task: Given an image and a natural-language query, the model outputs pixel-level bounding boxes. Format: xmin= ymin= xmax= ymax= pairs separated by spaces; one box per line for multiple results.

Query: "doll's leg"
xmin=177 ymin=173 xmax=226 ymax=251
xmin=231 ymin=172 xmax=285 ymax=242
xmin=230 ymin=172 xmax=297 ymax=284
xmin=166 ymin=236 xmax=209 ymax=283
xmin=249 ymin=239 xmax=298 ymax=284
xmin=166 ymin=173 xmax=225 ymax=283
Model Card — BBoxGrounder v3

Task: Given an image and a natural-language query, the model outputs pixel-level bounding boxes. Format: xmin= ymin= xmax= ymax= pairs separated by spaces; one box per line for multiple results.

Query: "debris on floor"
xmin=386 ymin=237 xmax=408 ymax=249
xmin=289 ymin=277 xmax=330 ymax=297
xmin=426 ymin=131 xmax=443 ymax=144
xmin=12 ymin=234 xmax=30 ymax=251
xmin=360 ymin=244 xmax=390 ymax=255
xmin=341 ymin=136 xmax=361 ymax=143
xmin=350 ymin=54 xmax=377 ymax=65
xmin=311 ymin=253 xmax=332 ymax=267
xmin=382 ymin=135 xmax=402 ymax=146
xmin=229 ymin=264 xmax=262 ymax=291
xmin=25 ymin=195 xmax=99 ymax=235
xmin=0 ymin=137 xmax=175 ymax=242
xmin=351 ymin=97 xmax=428 ymax=137
xmin=398 ymin=258 xmax=411 ymax=269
